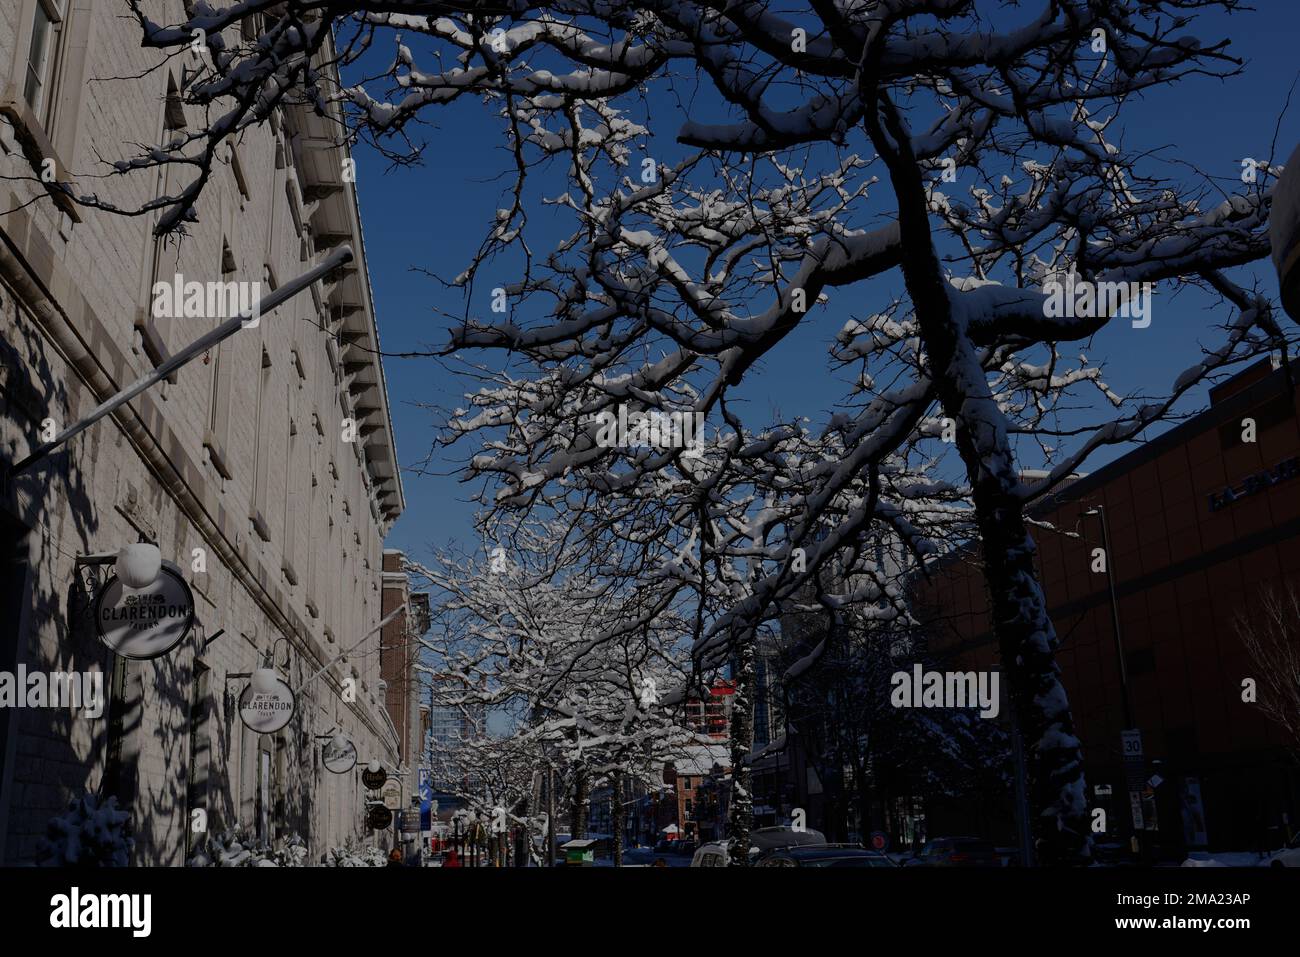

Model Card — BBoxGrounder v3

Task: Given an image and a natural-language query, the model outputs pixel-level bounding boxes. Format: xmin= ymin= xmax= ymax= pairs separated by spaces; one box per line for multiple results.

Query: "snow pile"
xmin=324 ymin=843 xmax=387 ymax=867
xmin=1181 ymin=851 xmax=1267 ymax=868
xmin=187 ymin=830 xmax=308 ymax=867
xmin=34 ymin=793 xmax=133 ymax=867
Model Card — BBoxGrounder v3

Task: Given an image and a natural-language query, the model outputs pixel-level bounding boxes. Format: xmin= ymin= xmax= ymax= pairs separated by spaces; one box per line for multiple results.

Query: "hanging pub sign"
xmin=366 ymin=805 xmax=393 ymax=830
xmin=381 ymin=779 xmax=403 ymax=811
xmin=361 ymin=766 xmax=387 ymax=791
xmin=238 ymin=676 xmax=296 ymax=734
xmin=322 ymin=737 xmax=358 ymax=774
xmin=93 ymin=563 xmax=195 ymax=660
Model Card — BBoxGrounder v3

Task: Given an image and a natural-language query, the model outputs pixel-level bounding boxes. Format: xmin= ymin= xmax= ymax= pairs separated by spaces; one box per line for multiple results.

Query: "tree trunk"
xmin=545 ymin=767 xmax=557 ymax=867
xmin=727 ymin=637 xmax=756 ymax=866
xmin=571 ymin=762 xmax=589 ymax=840
xmin=963 ymin=473 xmax=1090 ymax=864
xmin=862 ymin=88 xmax=1090 ymax=865
xmin=612 ymin=769 xmax=625 ymax=867
xmin=512 ymin=792 xmax=530 ymax=868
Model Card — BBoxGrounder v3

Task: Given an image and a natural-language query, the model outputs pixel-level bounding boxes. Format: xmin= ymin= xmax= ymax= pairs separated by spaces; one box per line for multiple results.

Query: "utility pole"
xmin=1086 ymin=507 xmax=1133 ymax=726
xmin=1086 ymin=505 xmax=1142 ymax=858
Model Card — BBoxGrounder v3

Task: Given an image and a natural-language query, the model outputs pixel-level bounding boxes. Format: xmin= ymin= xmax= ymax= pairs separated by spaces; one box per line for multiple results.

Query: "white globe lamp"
xmin=251 ymin=666 xmax=279 ymax=695
xmin=115 ymin=542 xmax=162 ymax=589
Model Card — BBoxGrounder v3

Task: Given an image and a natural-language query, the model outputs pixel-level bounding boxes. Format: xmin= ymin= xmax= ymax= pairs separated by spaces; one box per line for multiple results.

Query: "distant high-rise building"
xmin=427 ymin=675 xmax=483 ymax=790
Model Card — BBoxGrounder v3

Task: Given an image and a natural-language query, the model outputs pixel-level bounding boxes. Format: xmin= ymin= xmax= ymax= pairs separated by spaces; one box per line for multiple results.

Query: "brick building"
xmin=915 ymin=358 xmax=1300 ymax=855
xmin=380 ymin=550 xmax=428 ymax=772
xmin=0 ymin=2 xmax=403 ymax=863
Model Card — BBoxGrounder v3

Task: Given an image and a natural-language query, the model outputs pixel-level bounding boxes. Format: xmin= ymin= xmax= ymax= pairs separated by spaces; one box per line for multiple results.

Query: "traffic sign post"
xmin=1121 ymin=729 xmax=1146 ymax=853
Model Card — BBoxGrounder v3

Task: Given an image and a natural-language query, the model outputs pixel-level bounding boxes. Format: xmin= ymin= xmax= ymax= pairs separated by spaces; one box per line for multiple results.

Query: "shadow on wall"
xmin=1 ymin=284 xmax=104 ymax=864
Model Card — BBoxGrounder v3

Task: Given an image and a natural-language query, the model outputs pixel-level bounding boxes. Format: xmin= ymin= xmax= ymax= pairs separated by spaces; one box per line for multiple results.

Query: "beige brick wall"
xmin=0 ymin=1 xmax=402 ymax=864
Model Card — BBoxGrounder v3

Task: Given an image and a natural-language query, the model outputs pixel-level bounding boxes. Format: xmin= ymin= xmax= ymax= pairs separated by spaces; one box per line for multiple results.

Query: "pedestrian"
xmin=444 ymin=847 xmax=462 ymax=868
xmin=386 ymin=847 xmax=403 ymax=868
xmin=652 ymin=857 xmax=667 ymax=867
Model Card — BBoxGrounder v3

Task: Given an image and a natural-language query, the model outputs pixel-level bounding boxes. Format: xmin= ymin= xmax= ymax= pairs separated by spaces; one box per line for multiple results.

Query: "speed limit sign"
xmin=1121 ymin=729 xmax=1143 ymax=758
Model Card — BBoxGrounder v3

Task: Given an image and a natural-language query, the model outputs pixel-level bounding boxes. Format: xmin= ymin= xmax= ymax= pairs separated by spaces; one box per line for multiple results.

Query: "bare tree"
xmin=1235 ymin=583 xmax=1300 ymax=756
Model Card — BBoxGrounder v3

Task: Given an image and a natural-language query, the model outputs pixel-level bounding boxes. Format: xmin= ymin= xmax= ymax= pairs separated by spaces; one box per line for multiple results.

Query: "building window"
xmin=24 ymin=0 xmax=68 ymax=125
xmin=137 ymin=73 xmax=186 ymax=370
xmin=283 ymin=403 xmax=300 ymax=584
xmin=250 ymin=346 xmax=275 ymax=541
xmin=205 ymin=241 xmax=238 ymax=478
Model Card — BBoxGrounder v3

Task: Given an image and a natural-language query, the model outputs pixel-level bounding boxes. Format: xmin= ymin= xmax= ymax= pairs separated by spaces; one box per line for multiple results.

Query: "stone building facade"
xmin=0 ymin=2 xmax=404 ymax=864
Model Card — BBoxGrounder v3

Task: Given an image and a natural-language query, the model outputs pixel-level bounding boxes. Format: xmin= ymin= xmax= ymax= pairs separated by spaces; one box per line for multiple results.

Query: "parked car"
xmin=749 ymin=826 xmax=827 ymax=852
xmin=756 ymin=845 xmax=898 ymax=868
xmin=1263 ymin=832 xmax=1300 ymax=867
xmin=908 ymin=837 xmax=1000 ymax=867
xmin=691 ymin=841 xmax=729 ymax=867
xmin=689 ymin=827 xmax=830 ymax=867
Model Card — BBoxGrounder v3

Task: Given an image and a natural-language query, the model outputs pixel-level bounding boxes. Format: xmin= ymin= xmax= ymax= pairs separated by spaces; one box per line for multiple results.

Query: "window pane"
xmin=24 ymin=9 xmax=52 ymax=113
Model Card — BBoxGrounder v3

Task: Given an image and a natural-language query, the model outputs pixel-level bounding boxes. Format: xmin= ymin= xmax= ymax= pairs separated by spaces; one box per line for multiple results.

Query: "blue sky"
xmin=352 ymin=5 xmax=1300 ymax=565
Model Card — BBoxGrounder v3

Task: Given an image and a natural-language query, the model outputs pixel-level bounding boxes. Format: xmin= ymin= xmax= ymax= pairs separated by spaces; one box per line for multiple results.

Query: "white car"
xmin=691 ymin=842 xmax=729 ymax=867
xmin=1264 ymin=833 xmax=1300 ymax=867
xmin=690 ymin=826 xmax=829 ymax=867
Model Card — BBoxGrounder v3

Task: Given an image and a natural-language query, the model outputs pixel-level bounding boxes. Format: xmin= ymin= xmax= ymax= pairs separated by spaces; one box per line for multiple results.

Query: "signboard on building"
xmin=94 ymin=565 xmax=194 ymax=659
xmin=381 ymin=779 xmax=403 ymax=810
xmin=366 ymin=805 xmax=393 ymax=830
xmin=361 ymin=766 xmax=387 ymax=791
xmin=322 ymin=737 xmax=357 ymax=774
xmin=1208 ymin=456 xmax=1299 ymax=512
xmin=400 ymin=811 xmax=421 ymax=834
xmin=237 ymin=676 xmax=296 ymax=734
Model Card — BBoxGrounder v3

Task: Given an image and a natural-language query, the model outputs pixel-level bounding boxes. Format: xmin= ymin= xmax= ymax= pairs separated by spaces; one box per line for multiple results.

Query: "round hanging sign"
xmin=366 ymin=805 xmax=393 ymax=830
xmin=361 ymin=766 xmax=387 ymax=791
xmin=322 ymin=737 xmax=358 ymax=774
xmin=93 ymin=564 xmax=195 ymax=660
xmin=238 ymin=676 xmax=296 ymax=734
xmin=381 ymin=779 xmax=403 ymax=811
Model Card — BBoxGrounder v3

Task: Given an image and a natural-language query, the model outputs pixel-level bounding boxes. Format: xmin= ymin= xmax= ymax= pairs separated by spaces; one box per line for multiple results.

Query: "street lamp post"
xmin=1083 ymin=506 xmax=1133 ymax=727
xmin=1084 ymin=505 xmax=1146 ymax=858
